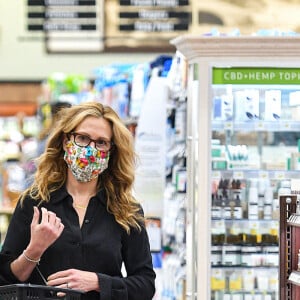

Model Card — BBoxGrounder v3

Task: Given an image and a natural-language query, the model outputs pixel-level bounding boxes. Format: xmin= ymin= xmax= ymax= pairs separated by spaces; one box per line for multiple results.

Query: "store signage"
xmin=119 ymin=0 xmax=189 ymax=5
xmin=213 ymin=67 xmax=300 ymax=85
xmin=118 ymin=10 xmax=190 ymax=32
xmin=105 ymin=0 xmax=191 ymax=50
xmin=27 ymin=0 xmax=104 ymax=52
xmin=28 ymin=0 xmax=96 ymax=4
xmin=119 ymin=5 xmax=191 ymax=32
xmin=134 ymin=77 xmax=167 ymax=218
xmin=26 ymin=0 xmax=191 ymax=52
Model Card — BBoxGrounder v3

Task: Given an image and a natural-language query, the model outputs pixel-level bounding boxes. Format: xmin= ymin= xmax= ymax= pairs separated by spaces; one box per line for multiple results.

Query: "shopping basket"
xmin=0 ymin=283 xmax=83 ymax=300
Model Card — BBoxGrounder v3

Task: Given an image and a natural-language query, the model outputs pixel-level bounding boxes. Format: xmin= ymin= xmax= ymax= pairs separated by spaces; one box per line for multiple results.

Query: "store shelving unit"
xmin=0 ymin=208 xmax=14 ymax=215
xmin=170 ymin=35 xmax=300 ymax=300
xmin=0 ymin=104 xmax=40 ymax=245
xmin=279 ymin=194 xmax=300 ymax=300
xmin=0 ymin=208 xmax=13 ymax=246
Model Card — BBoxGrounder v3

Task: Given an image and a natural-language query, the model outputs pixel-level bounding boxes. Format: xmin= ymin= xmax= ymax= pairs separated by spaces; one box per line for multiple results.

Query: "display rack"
xmin=170 ymin=35 xmax=300 ymax=300
xmin=279 ymin=194 xmax=300 ymax=300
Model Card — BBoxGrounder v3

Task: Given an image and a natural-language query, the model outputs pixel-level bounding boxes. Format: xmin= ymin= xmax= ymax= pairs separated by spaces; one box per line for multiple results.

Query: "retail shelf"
xmin=211 ymin=217 xmax=279 ymax=222
xmin=212 ymin=120 xmax=300 ymax=132
xmin=0 ymin=207 xmax=14 ymax=215
xmin=211 ymin=169 xmax=300 ymax=180
xmin=211 ymin=265 xmax=278 ymax=269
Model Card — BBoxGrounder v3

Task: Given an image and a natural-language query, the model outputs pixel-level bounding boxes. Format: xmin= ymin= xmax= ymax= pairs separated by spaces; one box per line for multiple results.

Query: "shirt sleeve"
xmin=96 ymin=224 xmax=156 ymax=300
xmin=0 ymin=197 xmax=34 ymax=285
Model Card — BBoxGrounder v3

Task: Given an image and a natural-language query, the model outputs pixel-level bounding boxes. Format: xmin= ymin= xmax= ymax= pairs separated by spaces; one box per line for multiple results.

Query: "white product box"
xmin=213 ymin=94 xmax=233 ymax=121
xmin=235 ymin=89 xmax=259 ymax=121
xmin=265 ymin=90 xmax=281 ymax=121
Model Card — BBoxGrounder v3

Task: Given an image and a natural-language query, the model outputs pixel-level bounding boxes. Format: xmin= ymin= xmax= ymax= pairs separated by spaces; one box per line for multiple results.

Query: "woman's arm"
xmin=96 ymin=225 xmax=156 ymax=300
xmin=0 ymin=203 xmax=64 ymax=283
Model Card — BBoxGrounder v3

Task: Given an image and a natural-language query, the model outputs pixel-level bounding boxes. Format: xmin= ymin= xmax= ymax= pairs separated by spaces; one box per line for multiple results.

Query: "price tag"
xmin=282 ymin=121 xmax=291 ymax=130
xmin=255 ymin=121 xmax=265 ymax=131
xmin=274 ymin=171 xmax=285 ymax=180
xmin=258 ymin=171 xmax=269 ymax=179
xmin=211 ymin=171 xmax=221 ymax=179
xmin=233 ymin=171 xmax=244 ymax=179
xmin=289 ymin=271 xmax=300 ymax=285
xmin=224 ymin=122 xmax=233 ymax=130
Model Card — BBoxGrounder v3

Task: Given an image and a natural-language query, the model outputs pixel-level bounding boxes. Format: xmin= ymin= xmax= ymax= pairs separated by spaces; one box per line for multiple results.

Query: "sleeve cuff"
xmin=96 ymin=273 xmax=112 ymax=300
xmin=0 ymin=255 xmax=20 ymax=284
xmin=96 ymin=273 xmax=127 ymax=300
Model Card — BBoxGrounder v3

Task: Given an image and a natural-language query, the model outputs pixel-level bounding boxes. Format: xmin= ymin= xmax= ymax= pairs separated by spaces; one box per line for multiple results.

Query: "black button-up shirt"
xmin=0 ymin=186 xmax=156 ymax=300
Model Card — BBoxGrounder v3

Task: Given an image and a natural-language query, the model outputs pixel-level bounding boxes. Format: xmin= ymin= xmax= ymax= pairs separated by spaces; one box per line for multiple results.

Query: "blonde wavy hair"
xmin=21 ymin=102 xmax=143 ymax=233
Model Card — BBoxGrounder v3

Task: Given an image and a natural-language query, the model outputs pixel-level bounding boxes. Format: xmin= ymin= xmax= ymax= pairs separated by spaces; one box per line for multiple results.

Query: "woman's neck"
xmin=66 ymin=173 xmax=98 ymax=199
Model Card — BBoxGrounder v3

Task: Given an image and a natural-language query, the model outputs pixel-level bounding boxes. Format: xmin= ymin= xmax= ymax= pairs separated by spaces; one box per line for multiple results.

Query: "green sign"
xmin=213 ymin=67 xmax=300 ymax=84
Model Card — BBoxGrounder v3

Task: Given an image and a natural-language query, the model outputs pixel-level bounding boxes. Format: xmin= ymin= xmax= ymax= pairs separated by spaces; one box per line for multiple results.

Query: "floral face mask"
xmin=64 ymin=140 xmax=110 ymax=182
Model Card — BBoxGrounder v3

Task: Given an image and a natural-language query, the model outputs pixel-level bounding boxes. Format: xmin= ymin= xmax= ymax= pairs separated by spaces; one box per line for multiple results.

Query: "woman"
xmin=0 ymin=102 xmax=156 ymax=300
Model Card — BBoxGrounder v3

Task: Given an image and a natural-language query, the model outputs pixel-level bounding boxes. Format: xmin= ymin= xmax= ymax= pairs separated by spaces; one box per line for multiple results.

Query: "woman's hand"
xmin=26 ymin=207 xmax=64 ymax=258
xmin=10 ymin=207 xmax=65 ymax=282
xmin=47 ymin=269 xmax=100 ymax=293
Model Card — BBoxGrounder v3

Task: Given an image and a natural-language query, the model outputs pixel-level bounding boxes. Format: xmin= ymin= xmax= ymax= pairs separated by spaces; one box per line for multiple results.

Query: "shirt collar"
xmin=50 ymin=185 xmax=107 ymax=206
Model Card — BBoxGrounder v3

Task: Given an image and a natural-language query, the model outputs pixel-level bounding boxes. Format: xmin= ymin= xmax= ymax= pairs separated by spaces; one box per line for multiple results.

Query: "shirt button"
xmin=84 ymin=219 xmax=90 ymax=224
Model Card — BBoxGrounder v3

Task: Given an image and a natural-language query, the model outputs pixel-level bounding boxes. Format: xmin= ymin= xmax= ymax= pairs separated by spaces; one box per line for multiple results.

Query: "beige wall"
xmin=0 ymin=1 xmax=159 ymax=81
xmin=2 ymin=0 xmax=299 ymax=81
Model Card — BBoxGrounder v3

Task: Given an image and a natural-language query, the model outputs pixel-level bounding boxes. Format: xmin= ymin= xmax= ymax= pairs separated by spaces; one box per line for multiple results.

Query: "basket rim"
xmin=0 ymin=283 xmax=85 ymax=294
